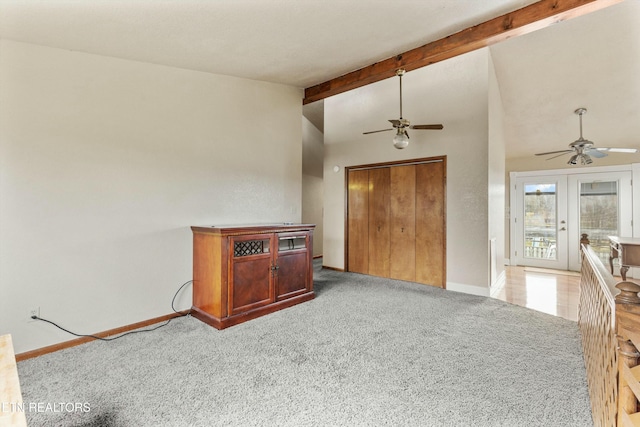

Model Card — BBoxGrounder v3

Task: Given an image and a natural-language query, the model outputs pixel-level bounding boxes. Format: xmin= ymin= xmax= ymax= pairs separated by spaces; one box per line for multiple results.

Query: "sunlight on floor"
xmin=494 ymin=266 xmax=580 ymax=321
xmin=524 ymin=273 xmax=558 ymax=316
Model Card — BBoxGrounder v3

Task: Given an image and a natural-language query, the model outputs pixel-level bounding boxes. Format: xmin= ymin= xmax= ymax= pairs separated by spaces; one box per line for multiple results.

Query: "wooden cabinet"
xmin=609 ymin=236 xmax=640 ymax=281
xmin=346 ymin=157 xmax=446 ymax=288
xmin=191 ymin=224 xmax=315 ymax=329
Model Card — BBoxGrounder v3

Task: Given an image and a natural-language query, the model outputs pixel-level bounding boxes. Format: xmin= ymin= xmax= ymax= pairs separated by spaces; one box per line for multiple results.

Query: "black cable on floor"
xmin=32 ymin=280 xmax=193 ymax=342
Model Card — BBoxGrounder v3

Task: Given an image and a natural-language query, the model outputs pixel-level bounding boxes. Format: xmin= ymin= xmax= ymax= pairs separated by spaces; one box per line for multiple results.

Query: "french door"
xmin=514 ymin=175 xmax=568 ymax=269
xmin=513 ymin=170 xmax=632 ymax=271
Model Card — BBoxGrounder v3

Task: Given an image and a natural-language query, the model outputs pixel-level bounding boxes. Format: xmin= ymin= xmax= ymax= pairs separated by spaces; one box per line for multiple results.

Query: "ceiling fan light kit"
xmin=392 ymin=129 xmax=410 ymax=149
xmin=568 ymin=153 xmax=593 ymax=165
xmin=363 ymin=68 xmax=443 ymax=149
xmin=534 ymin=107 xmax=638 ymax=165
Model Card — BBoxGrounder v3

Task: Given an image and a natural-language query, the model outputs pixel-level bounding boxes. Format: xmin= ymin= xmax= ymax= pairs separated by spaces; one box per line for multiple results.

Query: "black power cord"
xmin=31 ymin=279 xmax=193 ymax=342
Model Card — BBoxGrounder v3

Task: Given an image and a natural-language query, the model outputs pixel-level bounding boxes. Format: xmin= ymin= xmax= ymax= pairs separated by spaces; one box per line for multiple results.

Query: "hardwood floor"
xmin=492 ymin=266 xmax=582 ymax=321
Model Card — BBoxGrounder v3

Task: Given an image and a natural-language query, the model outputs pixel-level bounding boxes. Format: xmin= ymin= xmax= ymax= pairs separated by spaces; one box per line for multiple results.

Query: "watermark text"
xmin=1 ymin=402 xmax=91 ymax=413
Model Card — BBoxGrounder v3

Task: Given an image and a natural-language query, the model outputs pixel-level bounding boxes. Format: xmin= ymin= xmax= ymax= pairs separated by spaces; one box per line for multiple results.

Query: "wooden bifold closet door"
xmin=346 ymin=158 xmax=445 ymax=288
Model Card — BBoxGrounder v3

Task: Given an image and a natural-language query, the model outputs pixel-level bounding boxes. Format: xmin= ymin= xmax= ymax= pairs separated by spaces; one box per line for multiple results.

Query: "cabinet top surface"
xmin=191 ymin=223 xmax=315 ymax=235
xmin=609 ymin=236 xmax=640 ymax=246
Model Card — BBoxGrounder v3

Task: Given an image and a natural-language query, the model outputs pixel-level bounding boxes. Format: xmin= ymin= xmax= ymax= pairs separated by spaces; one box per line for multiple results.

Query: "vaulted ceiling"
xmin=0 ymin=0 xmax=540 ymax=88
xmin=1 ymin=0 xmax=637 ymax=160
xmin=491 ymin=0 xmax=640 ymax=160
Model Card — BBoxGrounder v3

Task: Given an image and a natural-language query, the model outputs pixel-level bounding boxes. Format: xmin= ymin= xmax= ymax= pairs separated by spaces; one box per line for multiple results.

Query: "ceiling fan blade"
xmin=596 ymin=147 xmax=639 ymax=153
xmin=585 ymin=148 xmax=607 ymax=158
xmin=535 ymin=150 xmax=573 ymax=156
xmin=410 ymin=124 xmax=444 ymax=130
xmin=363 ymin=128 xmax=393 ymax=135
xmin=546 ymin=151 xmax=573 ymax=160
xmin=388 ymin=119 xmax=401 ymax=127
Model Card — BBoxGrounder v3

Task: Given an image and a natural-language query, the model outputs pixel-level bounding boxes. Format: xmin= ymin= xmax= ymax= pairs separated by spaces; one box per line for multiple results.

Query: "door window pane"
xmin=580 ymin=181 xmax=618 ymax=266
xmin=524 ymin=184 xmax=557 ymax=260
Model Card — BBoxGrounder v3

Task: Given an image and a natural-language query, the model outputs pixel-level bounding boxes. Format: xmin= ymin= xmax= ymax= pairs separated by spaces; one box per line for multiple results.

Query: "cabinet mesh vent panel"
xmin=234 ymin=240 xmax=265 ymax=257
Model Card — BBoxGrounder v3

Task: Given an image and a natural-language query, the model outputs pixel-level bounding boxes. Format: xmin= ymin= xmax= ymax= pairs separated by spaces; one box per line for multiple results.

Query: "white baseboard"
xmin=446 ymin=281 xmax=490 ymax=297
xmin=504 ymin=258 xmax=511 ymax=266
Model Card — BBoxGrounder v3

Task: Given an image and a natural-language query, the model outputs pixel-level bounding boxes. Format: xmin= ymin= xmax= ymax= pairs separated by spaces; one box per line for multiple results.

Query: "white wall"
xmin=302 ymin=116 xmax=324 ymax=257
xmin=488 ymin=51 xmax=506 ymax=287
xmin=323 ymin=49 xmax=491 ymax=295
xmin=0 ymin=40 xmax=303 ymax=353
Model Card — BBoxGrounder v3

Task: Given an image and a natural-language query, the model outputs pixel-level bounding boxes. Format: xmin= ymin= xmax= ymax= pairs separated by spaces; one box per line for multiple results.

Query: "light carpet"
xmin=17 ymin=265 xmax=592 ymax=426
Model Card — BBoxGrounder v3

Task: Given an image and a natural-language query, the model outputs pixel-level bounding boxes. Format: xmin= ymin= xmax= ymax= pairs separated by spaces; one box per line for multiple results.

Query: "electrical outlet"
xmin=28 ymin=307 xmax=40 ymax=322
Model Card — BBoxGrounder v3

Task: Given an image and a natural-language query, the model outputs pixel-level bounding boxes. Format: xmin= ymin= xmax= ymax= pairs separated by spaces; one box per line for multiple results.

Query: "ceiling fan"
xmin=363 ymin=68 xmax=443 ymax=149
xmin=535 ymin=108 xmax=637 ymax=165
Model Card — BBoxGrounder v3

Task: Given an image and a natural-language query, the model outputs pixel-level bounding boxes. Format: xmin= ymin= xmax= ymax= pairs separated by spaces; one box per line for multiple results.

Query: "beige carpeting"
xmin=17 ymin=264 xmax=592 ymax=426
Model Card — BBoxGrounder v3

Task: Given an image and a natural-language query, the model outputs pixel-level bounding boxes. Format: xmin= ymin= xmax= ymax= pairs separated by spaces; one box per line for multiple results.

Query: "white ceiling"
xmin=1 ymin=0 xmax=638 ymax=160
xmin=490 ymin=0 xmax=640 ymax=159
xmin=0 ymin=0 xmax=536 ymax=88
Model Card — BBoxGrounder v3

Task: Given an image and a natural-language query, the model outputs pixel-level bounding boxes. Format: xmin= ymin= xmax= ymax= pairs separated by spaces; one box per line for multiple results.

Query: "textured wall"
xmin=302 ymin=116 xmax=324 ymax=257
xmin=323 ymin=49 xmax=491 ymax=295
xmin=0 ymin=40 xmax=303 ymax=353
xmin=488 ymin=50 xmax=506 ymax=287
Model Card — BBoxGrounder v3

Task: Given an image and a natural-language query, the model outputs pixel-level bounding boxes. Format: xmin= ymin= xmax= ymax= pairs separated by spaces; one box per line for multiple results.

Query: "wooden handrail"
xmin=579 ymin=241 xmax=640 ymax=426
xmin=615 ymin=281 xmax=640 ymax=426
xmin=579 ymin=244 xmax=619 ymax=427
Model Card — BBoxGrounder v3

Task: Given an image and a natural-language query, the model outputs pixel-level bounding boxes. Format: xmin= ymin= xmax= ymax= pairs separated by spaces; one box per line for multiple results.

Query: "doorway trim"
xmin=509 ymin=163 xmax=634 ymax=270
xmin=344 ymin=156 xmax=447 ymax=281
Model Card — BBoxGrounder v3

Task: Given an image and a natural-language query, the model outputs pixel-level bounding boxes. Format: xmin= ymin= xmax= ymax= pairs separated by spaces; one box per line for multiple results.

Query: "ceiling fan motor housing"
xmin=392 ymin=118 xmax=410 ymax=128
xmin=570 ymin=139 xmax=593 ymax=149
xmin=362 ymin=67 xmax=443 ymax=146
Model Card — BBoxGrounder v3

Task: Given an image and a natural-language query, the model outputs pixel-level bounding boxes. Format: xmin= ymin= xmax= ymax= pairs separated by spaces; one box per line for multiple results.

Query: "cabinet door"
xmin=368 ymin=167 xmax=390 ymax=278
xmin=390 ymin=165 xmax=416 ymax=281
xmin=229 ymin=235 xmax=274 ymax=315
xmin=348 ymin=169 xmax=369 ymax=274
xmin=416 ymin=161 xmax=445 ymax=287
xmin=276 ymin=233 xmax=310 ymax=300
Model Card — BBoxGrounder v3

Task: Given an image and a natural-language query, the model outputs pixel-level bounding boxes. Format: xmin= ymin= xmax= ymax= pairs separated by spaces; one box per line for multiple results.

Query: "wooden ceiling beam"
xmin=303 ymin=0 xmax=622 ymax=105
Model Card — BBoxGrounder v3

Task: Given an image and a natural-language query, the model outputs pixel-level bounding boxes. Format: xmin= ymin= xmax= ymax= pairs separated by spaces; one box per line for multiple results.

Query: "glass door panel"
xmin=580 ymin=181 xmax=618 ymax=266
xmin=515 ymin=176 xmax=568 ymax=269
xmin=524 ymin=183 xmax=558 ymax=261
xmin=568 ymin=171 xmax=632 ymax=272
